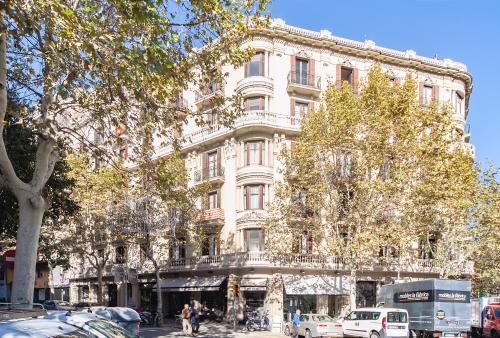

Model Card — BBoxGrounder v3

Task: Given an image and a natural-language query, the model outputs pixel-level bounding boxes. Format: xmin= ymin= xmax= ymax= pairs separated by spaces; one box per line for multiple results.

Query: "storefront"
xmin=282 ymin=275 xmax=348 ymax=318
xmin=154 ymin=276 xmax=227 ymax=318
xmin=240 ymin=277 xmax=267 ymax=309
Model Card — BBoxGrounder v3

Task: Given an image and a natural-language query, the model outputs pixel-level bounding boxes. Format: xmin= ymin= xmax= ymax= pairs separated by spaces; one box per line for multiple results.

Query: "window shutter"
xmin=203 ymin=152 xmax=208 ymax=170
xmin=308 ymin=101 xmax=314 ymax=113
xmin=202 ymin=194 xmax=208 ymax=210
xmin=290 ymin=98 xmax=296 ymax=125
xmin=245 ymin=186 xmax=250 ymax=210
xmin=216 ymin=147 xmax=221 ymax=173
xmin=419 ymin=82 xmax=424 ymax=105
xmin=290 ymin=55 xmax=296 ymax=82
xmin=308 ymin=59 xmax=315 ymax=86
xmin=217 ymin=189 xmax=221 ymax=209
xmin=353 ymin=68 xmax=359 ymax=93
xmin=432 ymin=85 xmax=439 ymax=102
xmin=259 ymin=185 xmax=264 ymax=209
xmin=336 ymin=64 xmax=342 ymax=88
xmin=260 ymin=52 xmax=265 ymax=76
xmin=258 ymin=142 xmax=263 ymax=165
xmin=245 ymin=142 xmax=250 ymax=166
xmin=244 ymin=61 xmax=249 ymax=78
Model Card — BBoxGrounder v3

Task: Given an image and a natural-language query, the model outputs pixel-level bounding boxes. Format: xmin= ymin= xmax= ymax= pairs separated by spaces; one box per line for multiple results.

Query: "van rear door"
xmin=386 ymin=311 xmax=409 ymax=338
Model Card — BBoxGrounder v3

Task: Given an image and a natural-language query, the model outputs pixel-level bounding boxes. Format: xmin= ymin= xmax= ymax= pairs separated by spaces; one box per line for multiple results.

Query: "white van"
xmin=342 ymin=307 xmax=409 ymax=338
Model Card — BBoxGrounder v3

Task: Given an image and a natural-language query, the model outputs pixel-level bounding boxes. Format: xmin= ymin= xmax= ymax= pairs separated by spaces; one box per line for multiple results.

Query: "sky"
xmin=269 ymin=0 xmax=500 ymax=169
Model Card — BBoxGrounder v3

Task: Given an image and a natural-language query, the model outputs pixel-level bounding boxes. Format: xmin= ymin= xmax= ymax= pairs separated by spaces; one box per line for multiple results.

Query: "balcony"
xmin=235 ymin=76 xmax=274 ymax=96
xmin=236 ymin=164 xmax=274 ymax=184
xmin=194 ymin=85 xmax=222 ymax=107
xmin=165 ymin=252 xmax=473 ymax=276
xmin=452 ymin=113 xmax=466 ymax=131
xmin=462 ymin=142 xmax=475 ymax=158
xmin=194 ymin=166 xmax=225 ymax=185
xmin=287 ymin=72 xmax=321 ymax=97
xmin=196 ymin=208 xmax=225 ymax=224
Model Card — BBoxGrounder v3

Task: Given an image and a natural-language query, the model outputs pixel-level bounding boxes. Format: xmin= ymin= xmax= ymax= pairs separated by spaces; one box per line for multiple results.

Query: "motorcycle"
xmin=245 ymin=310 xmax=270 ymax=331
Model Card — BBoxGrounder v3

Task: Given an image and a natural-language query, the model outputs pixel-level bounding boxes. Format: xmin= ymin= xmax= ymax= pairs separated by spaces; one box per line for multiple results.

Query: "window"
xmin=419 ymin=237 xmax=437 ymax=259
xmin=115 ymin=246 xmax=127 ymax=264
xmin=388 ymin=312 xmax=408 ymax=323
xmin=455 ymin=92 xmax=463 ymax=116
xmin=244 ymin=96 xmax=265 ymax=111
xmin=339 ymin=152 xmax=353 ymax=178
xmin=341 ymin=67 xmax=353 ymax=85
xmin=244 ymin=140 xmax=265 ymax=165
xmin=244 ymin=229 xmax=264 ymax=252
xmin=208 ymin=191 xmax=218 ymax=209
xmin=295 ymin=101 xmax=309 ymax=117
xmin=207 ymin=151 xmax=217 ymax=177
xmin=243 ymin=184 xmax=264 ymax=210
xmin=202 ymin=234 xmax=219 ymax=256
xmin=423 ymin=85 xmax=433 ymax=105
xmin=207 ymin=111 xmax=217 ymax=127
xmin=245 ymin=52 xmax=265 ymax=77
xmin=295 ymin=58 xmax=309 ymax=85
xmin=171 ymin=238 xmax=186 ymax=260
xmin=379 ymin=246 xmax=397 ymax=258
xmin=293 ymin=231 xmax=313 ymax=255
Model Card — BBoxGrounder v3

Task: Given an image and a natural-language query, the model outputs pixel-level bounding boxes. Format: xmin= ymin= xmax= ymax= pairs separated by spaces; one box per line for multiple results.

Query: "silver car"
xmin=0 ymin=318 xmax=95 ymax=338
xmin=284 ymin=313 xmax=343 ymax=338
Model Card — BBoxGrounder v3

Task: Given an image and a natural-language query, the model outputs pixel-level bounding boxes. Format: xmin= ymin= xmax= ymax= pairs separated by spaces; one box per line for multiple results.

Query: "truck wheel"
xmin=370 ymin=331 xmax=381 ymax=338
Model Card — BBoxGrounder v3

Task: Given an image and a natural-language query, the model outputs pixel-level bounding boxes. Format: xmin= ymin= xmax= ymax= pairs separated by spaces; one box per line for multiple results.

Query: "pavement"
xmin=140 ymin=320 xmax=284 ymax=338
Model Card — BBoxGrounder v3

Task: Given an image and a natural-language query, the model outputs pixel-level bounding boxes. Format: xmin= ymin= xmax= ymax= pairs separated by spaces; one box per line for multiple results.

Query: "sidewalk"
xmin=140 ymin=320 xmax=283 ymax=338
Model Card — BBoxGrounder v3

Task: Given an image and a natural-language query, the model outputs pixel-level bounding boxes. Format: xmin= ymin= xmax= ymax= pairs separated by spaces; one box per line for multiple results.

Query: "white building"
xmin=68 ymin=19 xmax=474 ymax=328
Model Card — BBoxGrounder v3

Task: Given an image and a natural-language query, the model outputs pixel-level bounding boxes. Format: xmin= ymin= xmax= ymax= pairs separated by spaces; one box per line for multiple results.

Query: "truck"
xmin=379 ymin=279 xmax=471 ymax=338
xmin=471 ymin=297 xmax=500 ymax=338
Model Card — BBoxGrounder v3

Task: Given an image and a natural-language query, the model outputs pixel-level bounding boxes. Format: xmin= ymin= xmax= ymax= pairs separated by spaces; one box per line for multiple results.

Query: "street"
xmin=140 ymin=321 xmax=283 ymax=338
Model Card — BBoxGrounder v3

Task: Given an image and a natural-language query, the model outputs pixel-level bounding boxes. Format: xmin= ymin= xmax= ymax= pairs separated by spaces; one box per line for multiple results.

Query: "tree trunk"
xmin=349 ymin=268 xmax=357 ymax=310
xmin=47 ymin=261 xmax=55 ymax=299
xmin=97 ymin=267 xmax=104 ymax=305
xmin=10 ymin=197 xmax=45 ymax=306
xmin=155 ymin=268 xmax=163 ymax=326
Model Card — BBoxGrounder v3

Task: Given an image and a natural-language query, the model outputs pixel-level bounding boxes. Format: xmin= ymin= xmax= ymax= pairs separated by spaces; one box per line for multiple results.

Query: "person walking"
xmin=292 ymin=308 xmax=301 ymax=338
xmin=181 ymin=304 xmax=193 ymax=336
xmin=190 ymin=301 xmax=200 ymax=335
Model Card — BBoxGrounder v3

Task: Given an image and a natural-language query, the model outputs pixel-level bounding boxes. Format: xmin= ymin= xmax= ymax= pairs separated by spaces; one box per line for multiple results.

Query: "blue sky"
xmin=269 ymin=0 xmax=500 ymax=168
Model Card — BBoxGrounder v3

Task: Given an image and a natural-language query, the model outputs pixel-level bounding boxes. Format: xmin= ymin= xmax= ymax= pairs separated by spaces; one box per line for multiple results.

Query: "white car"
xmin=45 ymin=311 xmax=137 ymax=338
xmin=342 ymin=308 xmax=409 ymax=338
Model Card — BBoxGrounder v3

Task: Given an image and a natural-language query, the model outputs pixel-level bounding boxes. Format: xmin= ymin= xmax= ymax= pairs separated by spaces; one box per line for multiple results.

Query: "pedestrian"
xmin=181 ymin=304 xmax=192 ymax=336
xmin=292 ymin=308 xmax=301 ymax=338
xmin=190 ymin=301 xmax=200 ymax=335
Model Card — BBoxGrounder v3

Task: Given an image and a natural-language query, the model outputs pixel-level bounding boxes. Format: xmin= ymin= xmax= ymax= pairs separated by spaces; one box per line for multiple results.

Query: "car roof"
xmin=89 ymin=307 xmax=141 ymax=322
xmin=0 ymin=318 xmax=83 ymax=337
xmin=354 ymin=308 xmax=408 ymax=312
xmin=45 ymin=311 xmax=104 ymax=327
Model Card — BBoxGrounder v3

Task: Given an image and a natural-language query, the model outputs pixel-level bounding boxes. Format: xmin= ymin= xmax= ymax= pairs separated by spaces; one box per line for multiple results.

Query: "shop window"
xmin=356 ymin=281 xmax=376 ymax=308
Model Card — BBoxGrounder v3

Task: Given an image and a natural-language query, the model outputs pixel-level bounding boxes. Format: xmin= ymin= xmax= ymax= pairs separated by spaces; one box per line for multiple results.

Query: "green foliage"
xmin=266 ymin=65 xmax=479 ymax=280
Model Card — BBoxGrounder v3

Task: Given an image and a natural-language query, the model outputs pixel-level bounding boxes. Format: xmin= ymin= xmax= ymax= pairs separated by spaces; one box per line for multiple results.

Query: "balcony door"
xmin=245 ymin=229 xmax=264 ymax=253
xmin=295 ymin=58 xmax=309 ymax=85
xmin=208 ymin=151 xmax=217 ymax=178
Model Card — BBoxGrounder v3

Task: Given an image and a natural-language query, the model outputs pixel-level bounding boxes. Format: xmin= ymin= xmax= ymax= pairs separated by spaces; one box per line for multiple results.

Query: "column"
xmin=265 ymin=51 xmax=270 ymax=77
xmin=240 ymin=141 xmax=244 ymax=168
xmin=131 ymin=282 xmax=140 ymax=307
xmin=264 ymin=274 xmax=284 ymax=333
xmin=265 ymin=184 xmax=270 ymax=206
xmin=265 ymin=139 xmax=269 ymax=166
xmin=117 ymin=283 xmax=127 ymax=307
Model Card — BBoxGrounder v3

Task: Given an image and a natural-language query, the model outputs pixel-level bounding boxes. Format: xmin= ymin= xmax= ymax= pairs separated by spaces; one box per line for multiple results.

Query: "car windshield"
xmin=388 ymin=312 xmax=408 ymax=323
xmin=311 ymin=315 xmax=334 ymax=322
xmin=87 ymin=319 xmax=136 ymax=338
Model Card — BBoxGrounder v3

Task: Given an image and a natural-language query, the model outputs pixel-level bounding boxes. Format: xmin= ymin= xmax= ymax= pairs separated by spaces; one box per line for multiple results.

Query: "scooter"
xmin=245 ymin=310 xmax=270 ymax=331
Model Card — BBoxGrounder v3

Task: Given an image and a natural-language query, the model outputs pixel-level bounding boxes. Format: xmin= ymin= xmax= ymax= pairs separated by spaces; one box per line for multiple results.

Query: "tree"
xmin=473 ymin=167 xmax=500 ymax=295
xmin=0 ymin=0 xmax=268 ymax=304
xmin=125 ymin=150 xmax=208 ymax=324
xmin=265 ymin=65 xmax=478 ymax=309
xmin=66 ymin=153 xmax=128 ymax=305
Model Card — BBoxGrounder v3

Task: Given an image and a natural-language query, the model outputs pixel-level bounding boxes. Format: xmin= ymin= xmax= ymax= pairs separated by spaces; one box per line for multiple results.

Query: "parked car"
xmin=43 ymin=300 xmax=73 ymax=311
xmin=342 ymin=308 xmax=409 ymax=338
xmin=283 ymin=313 xmax=343 ymax=338
xmin=44 ymin=311 xmax=137 ymax=338
xmin=73 ymin=302 xmax=98 ymax=309
xmin=85 ymin=307 xmax=141 ymax=336
xmin=471 ymin=297 xmax=500 ymax=338
xmin=0 ymin=317 xmax=95 ymax=338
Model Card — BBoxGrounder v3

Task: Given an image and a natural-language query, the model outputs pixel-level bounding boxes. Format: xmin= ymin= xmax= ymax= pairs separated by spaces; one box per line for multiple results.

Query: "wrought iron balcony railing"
xmin=194 ymin=166 xmax=225 ymax=183
xmin=288 ymin=72 xmax=321 ymax=89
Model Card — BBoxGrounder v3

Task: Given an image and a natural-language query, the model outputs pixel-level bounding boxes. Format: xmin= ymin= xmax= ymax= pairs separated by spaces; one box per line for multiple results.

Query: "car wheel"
xmin=284 ymin=325 xmax=291 ymax=336
xmin=305 ymin=329 xmax=312 ymax=338
xmin=370 ymin=331 xmax=381 ymax=338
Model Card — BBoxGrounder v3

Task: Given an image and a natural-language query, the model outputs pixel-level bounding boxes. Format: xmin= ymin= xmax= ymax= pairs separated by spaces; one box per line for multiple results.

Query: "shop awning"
xmin=240 ymin=277 xmax=267 ymax=291
xmin=283 ymin=275 xmax=348 ymax=295
xmin=154 ymin=276 xmax=226 ymax=292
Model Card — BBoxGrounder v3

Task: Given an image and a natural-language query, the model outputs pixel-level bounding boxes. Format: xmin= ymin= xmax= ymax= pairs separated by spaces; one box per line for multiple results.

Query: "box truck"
xmin=379 ymin=279 xmax=471 ymax=338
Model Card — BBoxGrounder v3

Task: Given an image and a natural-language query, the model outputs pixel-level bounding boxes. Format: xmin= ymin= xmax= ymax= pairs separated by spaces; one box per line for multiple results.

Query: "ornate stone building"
xmin=68 ymin=19 xmax=474 ymax=330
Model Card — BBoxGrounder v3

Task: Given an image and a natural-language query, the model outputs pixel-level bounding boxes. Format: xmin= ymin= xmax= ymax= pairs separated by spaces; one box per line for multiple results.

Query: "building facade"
xmin=68 ymin=19 xmax=474 ymax=329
